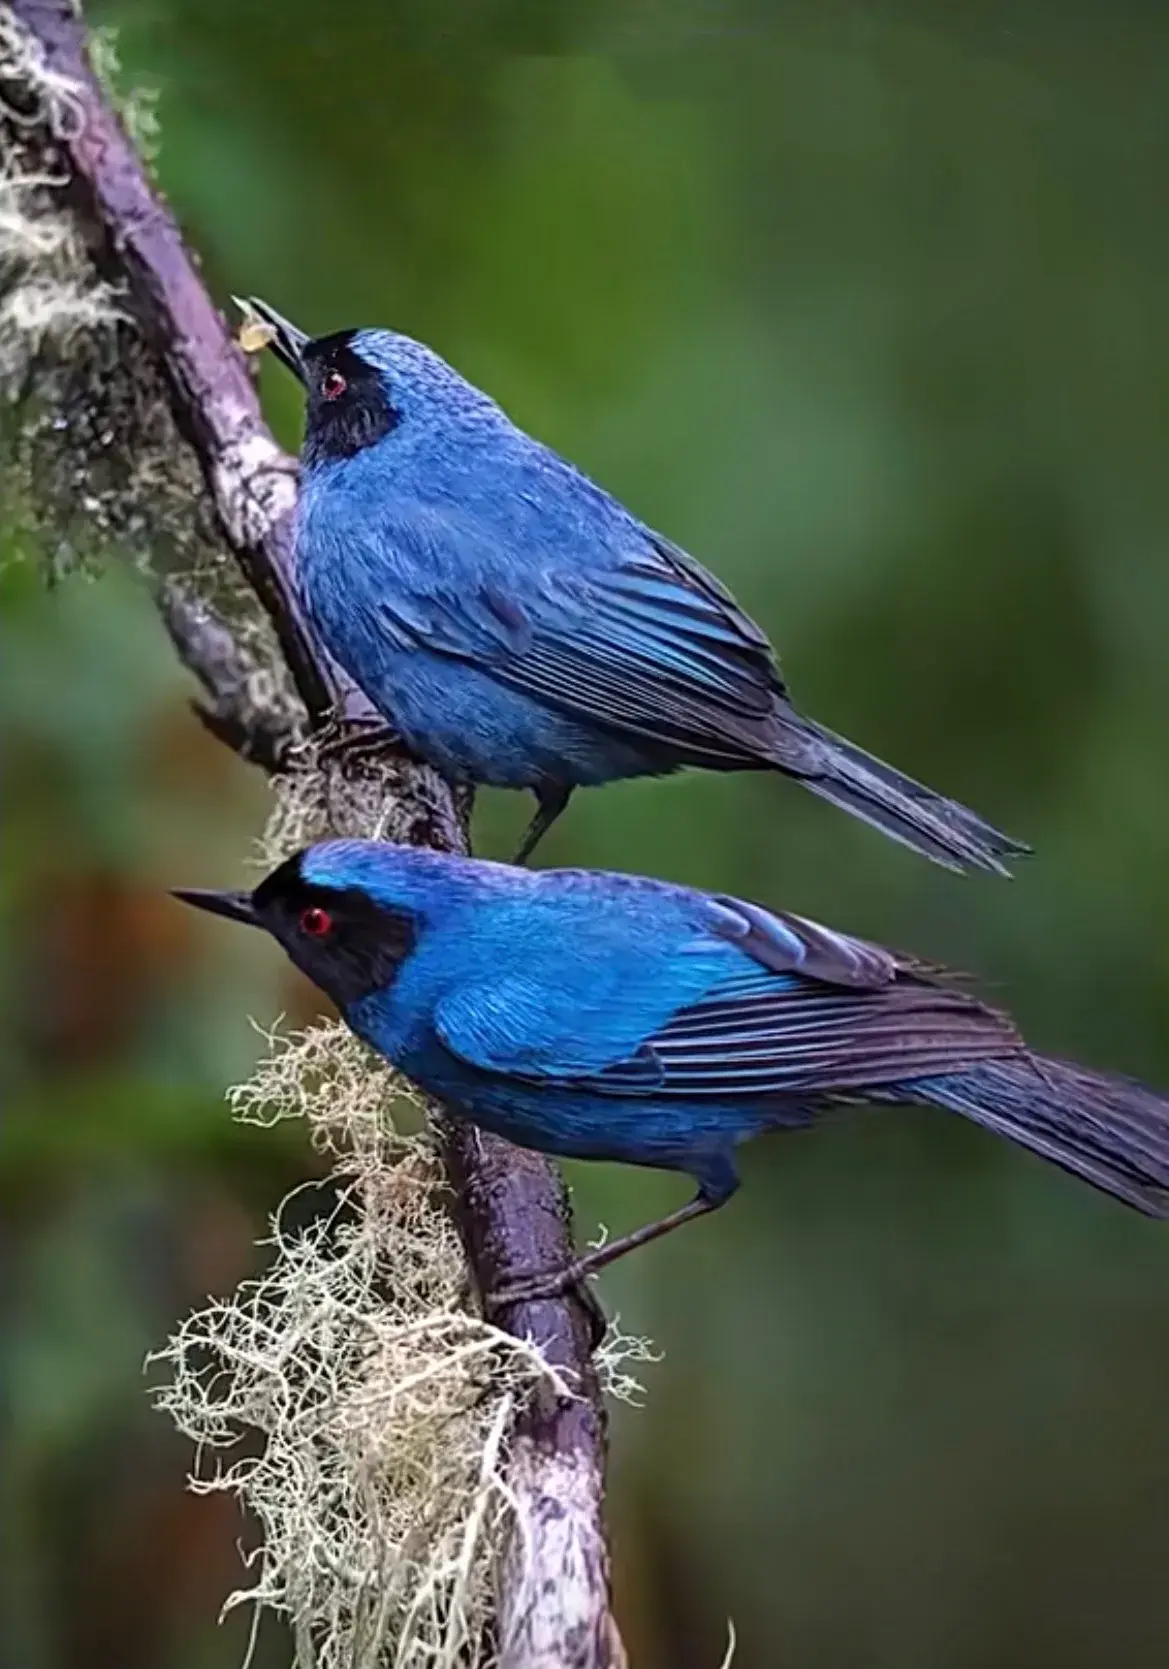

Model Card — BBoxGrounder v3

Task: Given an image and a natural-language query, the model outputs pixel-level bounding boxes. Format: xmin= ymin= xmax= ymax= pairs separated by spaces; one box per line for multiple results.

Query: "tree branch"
xmin=4 ymin=4 xmax=623 ymax=1663
xmin=156 ymin=581 xmax=298 ymax=771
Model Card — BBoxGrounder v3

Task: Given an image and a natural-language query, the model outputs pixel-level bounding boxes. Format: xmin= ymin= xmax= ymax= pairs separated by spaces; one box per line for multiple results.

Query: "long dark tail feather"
xmin=783 ymin=716 xmax=1031 ymax=877
xmin=916 ymin=1055 xmax=1169 ymax=1217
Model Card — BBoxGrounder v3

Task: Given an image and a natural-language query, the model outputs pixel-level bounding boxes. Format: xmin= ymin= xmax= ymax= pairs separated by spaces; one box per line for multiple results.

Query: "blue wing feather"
xmin=589 ymin=974 xmax=1018 ymax=1097
xmin=431 ymin=879 xmax=1018 ymax=1098
xmin=333 ymin=500 xmax=790 ymax=761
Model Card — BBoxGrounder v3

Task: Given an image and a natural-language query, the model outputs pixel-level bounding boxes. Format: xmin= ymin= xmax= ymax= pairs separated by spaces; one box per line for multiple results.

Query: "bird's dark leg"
xmin=463 ymin=1266 xmax=610 ymax=1351
xmin=486 ymin=1158 xmax=739 ymax=1318
xmin=570 ymin=1281 xmax=611 ymax=1353
xmin=511 ymin=784 xmax=573 ymax=865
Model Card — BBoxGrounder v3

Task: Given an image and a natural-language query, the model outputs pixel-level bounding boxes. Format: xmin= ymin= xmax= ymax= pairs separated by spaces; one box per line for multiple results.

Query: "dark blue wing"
xmin=588 ymin=966 xmax=1021 ymax=1097
xmin=357 ymin=503 xmax=794 ymax=764
xmin=502 ymin=536 xmax=795 ymax=762
xmin=433 ymin=881 xmax=1019 ymax=1098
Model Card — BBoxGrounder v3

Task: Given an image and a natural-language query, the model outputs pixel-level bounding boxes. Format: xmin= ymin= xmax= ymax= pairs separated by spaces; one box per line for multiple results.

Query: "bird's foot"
xmin=484 ymin=1267 xmax=608 ymax=1352
xmin=317 ymin=717 xmax=402 ymax=768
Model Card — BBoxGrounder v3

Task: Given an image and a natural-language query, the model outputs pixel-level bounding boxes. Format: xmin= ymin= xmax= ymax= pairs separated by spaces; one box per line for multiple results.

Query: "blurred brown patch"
xmin=147 ymin=700 xmax=246 ymax=800
xmin=29 ymin=872 xmax=191 ymax=1068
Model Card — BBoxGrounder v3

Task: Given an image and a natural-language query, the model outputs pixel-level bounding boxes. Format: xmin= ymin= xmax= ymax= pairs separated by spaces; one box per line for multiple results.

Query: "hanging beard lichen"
xmin=152 ymin=1021 xmax=655 ymax=1668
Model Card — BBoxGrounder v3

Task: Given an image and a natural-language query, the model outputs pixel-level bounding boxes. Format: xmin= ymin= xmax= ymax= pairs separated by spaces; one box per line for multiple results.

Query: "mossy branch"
xmin=2 ymin=3 xmax=627 ymax=1663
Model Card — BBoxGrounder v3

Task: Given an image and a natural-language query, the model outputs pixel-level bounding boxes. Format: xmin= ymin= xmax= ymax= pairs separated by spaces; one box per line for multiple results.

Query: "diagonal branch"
xmin=11 ymin=0 xmax=333 ymax=721
xmin=4 ymin=4 xmax=623 ymax=1664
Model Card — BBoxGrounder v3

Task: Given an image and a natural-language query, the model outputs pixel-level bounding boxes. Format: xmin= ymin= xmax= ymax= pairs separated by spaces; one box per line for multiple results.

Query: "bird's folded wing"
xmin=621 ymin=896 xmax=1019 ymax=1094
xmin=433 ymin=970 xmax=701 ymax=1082
xmin=363 ymin=505 xmax=793 ymax=763
xmin=589 ymin=972 xmax=1020 ymax=1096
xmin=438 ymin=963 xmax=1018 ymax=1097
xmin=492 ymin=552 xmax=784 ymax=762
xmin=434 ymin=888 xmax=1019 ymax=1096
xmin=700 ymin=894 xmax=901 ymax=988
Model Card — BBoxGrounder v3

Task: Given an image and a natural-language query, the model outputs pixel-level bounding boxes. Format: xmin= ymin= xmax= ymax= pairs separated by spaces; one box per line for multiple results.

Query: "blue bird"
xmin=242 ymin=297 xmax=1028 ymax=873
xmin=176 ymin=841 xmax=1169 ymax=1306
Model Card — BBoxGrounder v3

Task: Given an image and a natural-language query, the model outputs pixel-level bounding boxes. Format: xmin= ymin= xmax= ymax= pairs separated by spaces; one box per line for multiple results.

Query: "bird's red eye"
xmin=300 ymin=906 xmax=333 ymax=937
xmin=321 ymin=369 xmax=347 ymax=402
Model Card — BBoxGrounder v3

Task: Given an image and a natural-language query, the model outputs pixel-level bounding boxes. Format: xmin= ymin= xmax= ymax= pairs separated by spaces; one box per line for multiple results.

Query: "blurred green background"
xmin=5 ymin=1 xmax=1169 ymax=1664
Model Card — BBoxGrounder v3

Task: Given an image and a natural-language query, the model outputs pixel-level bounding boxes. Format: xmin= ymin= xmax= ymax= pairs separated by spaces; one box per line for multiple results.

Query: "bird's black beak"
xmin=234 ymin=295 xmax=310 ymax=384
xmin=172 ymin=887 xmax=260 ymax=928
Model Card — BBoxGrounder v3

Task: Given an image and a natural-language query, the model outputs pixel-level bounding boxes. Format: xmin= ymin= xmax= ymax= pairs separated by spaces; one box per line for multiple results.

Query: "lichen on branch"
xmin=153 ymin=1022 xmax=653 ymax=1669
